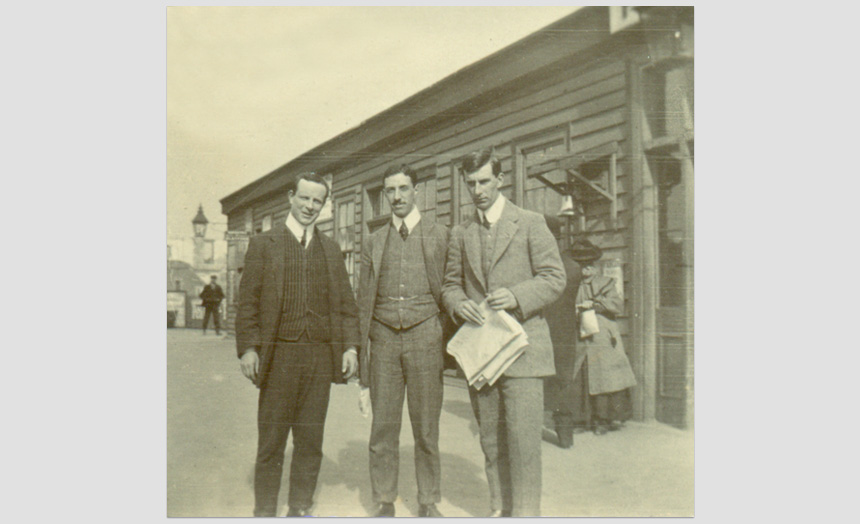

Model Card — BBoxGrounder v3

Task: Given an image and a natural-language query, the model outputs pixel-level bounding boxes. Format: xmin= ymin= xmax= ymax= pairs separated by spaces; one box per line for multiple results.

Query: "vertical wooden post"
xmin=450 ymin=163 xmax=460 ymax=226
xmin=609 ymin=152 xmax=618 ymax=229
xmin=513 ymin=144 xmax=525 ymax=207
xmin=627 ymin=58 xmax=658 ymax=423
xmin=679 ymin=139 xmax=695 ymax=430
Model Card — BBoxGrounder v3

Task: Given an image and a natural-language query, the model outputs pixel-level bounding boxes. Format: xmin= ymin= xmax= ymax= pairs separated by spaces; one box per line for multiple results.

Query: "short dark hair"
xmin=382 ymin=164 xmax=417 ymax=187
xmin=459 ymin=147 xmax=502 ymax=177
xmin=210 ymin=275 xmax=217 ymax=280
xmin=291 ymin=172 xmax=330 ymax=202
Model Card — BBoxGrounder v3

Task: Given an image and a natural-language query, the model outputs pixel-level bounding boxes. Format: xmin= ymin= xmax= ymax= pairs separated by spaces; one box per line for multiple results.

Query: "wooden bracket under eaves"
xmin=528 ymin=141 xmax=619 ymax=230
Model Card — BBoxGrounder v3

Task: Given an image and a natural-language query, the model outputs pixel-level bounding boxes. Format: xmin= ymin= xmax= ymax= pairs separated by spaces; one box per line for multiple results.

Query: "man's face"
xmin=210 ymin=278 xmax=217 ymax=286
xmin=289 ymin=179 xmax=327 ymax=226
xmin=582 ymin=265 xmax=599 ymax=278
xmin=464 ymin=162 xmax=503 ymax=211
xmin=383 ymin=172 xmax=417 ymax=219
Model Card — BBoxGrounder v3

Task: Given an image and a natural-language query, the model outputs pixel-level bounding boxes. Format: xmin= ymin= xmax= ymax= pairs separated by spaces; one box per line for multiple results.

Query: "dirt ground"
xmin=167 ymin=329 xmax=693 ymax=517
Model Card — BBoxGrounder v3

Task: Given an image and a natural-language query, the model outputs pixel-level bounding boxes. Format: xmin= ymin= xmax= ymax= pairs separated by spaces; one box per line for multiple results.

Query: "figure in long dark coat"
xmin=569 ymin=239 xmax=637 ymax=435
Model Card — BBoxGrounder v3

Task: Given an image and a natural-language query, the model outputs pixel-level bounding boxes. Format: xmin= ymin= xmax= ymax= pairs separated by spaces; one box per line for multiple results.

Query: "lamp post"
xmin=192 ymin=204 xmax=209 ymax=238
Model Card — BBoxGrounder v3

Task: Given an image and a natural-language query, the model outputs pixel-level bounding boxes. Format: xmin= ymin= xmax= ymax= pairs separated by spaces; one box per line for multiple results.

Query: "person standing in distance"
xmin=199 ymin=275 xmax=225 ymax=335
xmin=235 ymin=172 xmax=360 ymax=517
xmin=357 ymin=165 xmax=449 ymax=517
xmin=442 ymin=148 xmax=565 ymax=517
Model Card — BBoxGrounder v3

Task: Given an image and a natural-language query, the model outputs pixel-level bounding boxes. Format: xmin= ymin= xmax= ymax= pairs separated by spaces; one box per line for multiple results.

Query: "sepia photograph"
xmin=166 ymin=6 xmax=694 ymax=517
xmin=9 ymin=3 xmax=858 ymax=523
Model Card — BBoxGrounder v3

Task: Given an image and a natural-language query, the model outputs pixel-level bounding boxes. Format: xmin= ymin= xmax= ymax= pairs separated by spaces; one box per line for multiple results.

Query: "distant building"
xmin=167 ymin=205 xmax=228 ymax=329
xmin=220 ymin=7 xmax=693 ymax=428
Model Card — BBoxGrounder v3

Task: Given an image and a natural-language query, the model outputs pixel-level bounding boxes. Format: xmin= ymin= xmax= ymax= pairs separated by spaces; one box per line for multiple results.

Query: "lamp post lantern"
xmin=192 ymin=204 xmax=209 ymax=238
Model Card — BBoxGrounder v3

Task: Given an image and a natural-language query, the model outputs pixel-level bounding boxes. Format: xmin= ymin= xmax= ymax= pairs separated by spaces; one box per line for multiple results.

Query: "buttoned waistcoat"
xmin=357 ymin=218 xmax=450 ymax=387
xmin=235 ymin=223 xmax=360 ymax=389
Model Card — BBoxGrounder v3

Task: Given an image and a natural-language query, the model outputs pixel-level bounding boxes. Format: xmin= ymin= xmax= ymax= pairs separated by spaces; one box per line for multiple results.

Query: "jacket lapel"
xmin=371 ymin=226 xmax=387 ymax=287
xmin=463 ymin=219 xmax=485 ymax=291
xmin=488 ymin=203 xmax=520 ymax=274
xmin=419 ymin=220 xmax=442 ymax=302
xmin=270 ymin=223 xmax=288 ymax=307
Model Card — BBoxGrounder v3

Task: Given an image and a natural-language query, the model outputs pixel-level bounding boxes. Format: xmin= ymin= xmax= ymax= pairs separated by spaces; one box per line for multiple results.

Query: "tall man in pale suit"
xmin=442 ymin=148 xmax=565 ymax=517
xmin=357 ymin=165 xmax=449 ymax=518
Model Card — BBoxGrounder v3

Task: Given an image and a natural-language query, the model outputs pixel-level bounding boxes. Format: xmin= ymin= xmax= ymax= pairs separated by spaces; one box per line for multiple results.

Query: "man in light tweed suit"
xmin=357 ymin=165 xmax=449 ymax=518
xmin=442 ymin=148 xmax=565 ymax=517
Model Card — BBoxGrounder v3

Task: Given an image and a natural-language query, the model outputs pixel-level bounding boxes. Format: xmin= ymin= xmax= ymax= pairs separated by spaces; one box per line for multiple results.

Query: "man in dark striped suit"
xmin=236 ymin=172 xmax=360 ymax=517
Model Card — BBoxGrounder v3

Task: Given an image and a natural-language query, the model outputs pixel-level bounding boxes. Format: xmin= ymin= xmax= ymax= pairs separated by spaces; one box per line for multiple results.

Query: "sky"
xmin=166 ymin=6 xmax=581 ymax=239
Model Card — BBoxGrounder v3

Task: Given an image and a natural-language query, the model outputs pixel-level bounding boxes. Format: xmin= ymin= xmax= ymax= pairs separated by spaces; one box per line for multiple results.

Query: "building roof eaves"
xmin=220 ymin=6 xmax=608 ymax=216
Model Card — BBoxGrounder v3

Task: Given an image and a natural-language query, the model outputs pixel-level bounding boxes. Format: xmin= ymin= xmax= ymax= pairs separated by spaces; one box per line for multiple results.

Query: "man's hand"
xmin=455 ymin=299 xmax=485 ymax=325
xmin=342 ymin=348 xmax=358 ymax=380
xmin=486 ymin=288 xmax=518 ymax=311
xmin=240 ymin=350 xmax=260 ymax=383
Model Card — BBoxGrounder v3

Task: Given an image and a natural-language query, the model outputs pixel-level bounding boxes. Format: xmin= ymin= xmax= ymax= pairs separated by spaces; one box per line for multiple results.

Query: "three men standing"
xmin=235 ymin=152 xmax=567 ymax=516
xmin=442 ymin=148 xmax=566 ymax=517
xmin=357 ymin=165 xmax=449 ymax=518
xmin=235 ymin=173 xmax=360 ymax=517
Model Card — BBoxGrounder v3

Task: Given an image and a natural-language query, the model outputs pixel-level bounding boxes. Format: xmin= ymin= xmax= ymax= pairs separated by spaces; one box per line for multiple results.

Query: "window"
xmin=336 ymin=197 xmax=356 ymax=289
xmin=244 ymin=209 xmax=253 ymax=233
xmin=655 ymin=156 xmax=686 ymax=308
xmin=317 ymin=174 xmax=334 ymax=222
xmin=414 ymin=167 xmax=437 ymax=220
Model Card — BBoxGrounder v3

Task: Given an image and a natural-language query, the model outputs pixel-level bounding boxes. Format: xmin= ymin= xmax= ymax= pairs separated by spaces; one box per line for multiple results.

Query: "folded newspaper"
xmin=446 ymin=301 xmax=528 ymax=390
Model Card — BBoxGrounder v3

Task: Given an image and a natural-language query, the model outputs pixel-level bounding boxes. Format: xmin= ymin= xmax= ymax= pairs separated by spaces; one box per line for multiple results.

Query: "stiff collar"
xmin=391 ymin=206 xmax=421 ymax=234
xmin=285 ymin=213 xmax=314 ymax=246
xmin=477 ymin=194 xmax=506 ymax=225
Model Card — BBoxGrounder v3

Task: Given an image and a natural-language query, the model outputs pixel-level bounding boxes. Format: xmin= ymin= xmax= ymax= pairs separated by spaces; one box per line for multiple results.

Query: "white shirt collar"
xmin=391 ymin=206 xmax=421 ymax=234
xmin=285 ymin=213 xmax=313 ymax=246
xmin=477 ymin=194 xmax=506 ymax=225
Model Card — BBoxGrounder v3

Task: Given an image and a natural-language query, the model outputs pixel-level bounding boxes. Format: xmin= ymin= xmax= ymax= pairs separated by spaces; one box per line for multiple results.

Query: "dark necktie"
xmin=399 ymin=222 xmax=409 ymax=241
xmin=482 ymin=215 xmax=492 ymax=230
xmin=300 ymin=229 xmax=307 ymax=248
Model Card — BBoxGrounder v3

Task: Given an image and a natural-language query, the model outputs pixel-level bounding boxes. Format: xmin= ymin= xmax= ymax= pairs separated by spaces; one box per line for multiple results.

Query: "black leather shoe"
xmin=286 ymin=506 xmax=311 ymax=517
xmin=556 ymin=426 xmax=574 ymax=449
xmin=418 ymin=504 xmax=443 ymax=517
xmin=374 ymin=503 xmax=395 ymax=517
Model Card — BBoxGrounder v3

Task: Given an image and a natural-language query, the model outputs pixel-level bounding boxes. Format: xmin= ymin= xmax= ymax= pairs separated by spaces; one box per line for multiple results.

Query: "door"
xmin=651 ymin=143 xmax=693 ymax=428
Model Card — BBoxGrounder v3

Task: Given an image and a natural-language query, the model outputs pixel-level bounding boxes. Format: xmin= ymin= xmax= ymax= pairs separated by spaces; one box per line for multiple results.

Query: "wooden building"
xmin=220 ymin=6 xmax=694 ymax=428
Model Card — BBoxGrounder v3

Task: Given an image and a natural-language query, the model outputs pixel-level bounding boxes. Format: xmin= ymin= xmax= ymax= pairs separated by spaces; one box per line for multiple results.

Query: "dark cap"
xmin=569 ymin=239 xmax=602 ymax=264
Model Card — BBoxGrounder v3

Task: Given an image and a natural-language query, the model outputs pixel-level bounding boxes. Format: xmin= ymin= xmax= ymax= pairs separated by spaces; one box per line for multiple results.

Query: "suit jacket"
xmin=200 ymin=284 xmax=224 ymax=307
xmin=235 ymin=222 xmax=360 ymax=389
xmin=442 ymin=201 xmax=566 ymax=378
xmin=357 ymin=217 xmax=450 ymax=386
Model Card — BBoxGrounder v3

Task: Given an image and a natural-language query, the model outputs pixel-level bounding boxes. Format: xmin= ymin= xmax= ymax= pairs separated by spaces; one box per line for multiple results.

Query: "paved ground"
xmin=167 ymin=329 xmax=693 ymax=517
